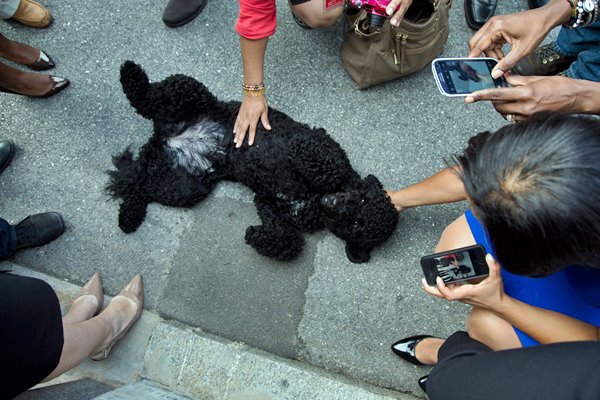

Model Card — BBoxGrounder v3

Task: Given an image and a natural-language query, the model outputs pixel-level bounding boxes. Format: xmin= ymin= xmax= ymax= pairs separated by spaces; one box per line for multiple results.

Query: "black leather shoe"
xmin=527 ymin=0 xmax=546 ymax=9
xmin=162 ymin=0 xmax=207 ymax=27
xmin=0 ymin=139 xmax=15 ymax=175
xmin=0 ymin=76 xmax=69 ymax=98
xmin=513 ymin=42 xmax=576 ymax=76
xmin=464 ymin=0 xmax=497 ymax=30
xmin=27 ymin=50 xmax=55 ymax=71
xmin=418 ymin=375 xmax=428 ymax=393
xmin=391 ymin=334 xmax=437 ymax=365
xmin=14 ymin=212 xmax=65 ymax=250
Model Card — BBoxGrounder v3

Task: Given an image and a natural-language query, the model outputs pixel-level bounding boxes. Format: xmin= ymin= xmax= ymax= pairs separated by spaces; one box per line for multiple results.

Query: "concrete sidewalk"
xmin=13 ymin=263 xmax=417 ymax=399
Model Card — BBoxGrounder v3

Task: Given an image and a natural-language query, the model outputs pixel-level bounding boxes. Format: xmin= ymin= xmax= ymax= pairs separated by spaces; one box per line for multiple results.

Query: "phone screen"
xmin=421 ymin=244 xmax=489 ymax=286
xmin=432 ymin=58 xmax=509 ymax=96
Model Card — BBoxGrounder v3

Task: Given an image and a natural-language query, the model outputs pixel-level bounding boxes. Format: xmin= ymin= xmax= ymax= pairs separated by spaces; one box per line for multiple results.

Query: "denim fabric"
xmin=0 ymin=217 xmax=16 ymax=258
xmin=556 ymin=21 xmax=600 ymax=82
xmin=0 ymin=0 xmax=19 ymax=19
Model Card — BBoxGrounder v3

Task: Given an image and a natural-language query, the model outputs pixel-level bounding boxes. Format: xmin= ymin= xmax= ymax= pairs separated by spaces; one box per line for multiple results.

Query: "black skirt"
xmin=0 ymin=273 xmax=64 ymax=399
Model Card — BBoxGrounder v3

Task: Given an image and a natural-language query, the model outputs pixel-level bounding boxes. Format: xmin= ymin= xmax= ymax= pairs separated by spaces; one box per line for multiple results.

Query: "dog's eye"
xmin=360 ymin=198 xmax=366 ymax=205
xmin=352 ymin=220 xmax=362 ymax=229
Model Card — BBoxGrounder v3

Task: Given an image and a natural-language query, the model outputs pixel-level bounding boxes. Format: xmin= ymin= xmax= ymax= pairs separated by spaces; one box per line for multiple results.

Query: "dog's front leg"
xmin=244 ymin=197 xmax=304 ymax=261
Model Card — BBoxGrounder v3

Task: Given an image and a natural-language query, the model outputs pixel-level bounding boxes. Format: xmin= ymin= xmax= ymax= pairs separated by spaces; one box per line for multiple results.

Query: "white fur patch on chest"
xmin=167 ymin=119 xmax=227 ymax=174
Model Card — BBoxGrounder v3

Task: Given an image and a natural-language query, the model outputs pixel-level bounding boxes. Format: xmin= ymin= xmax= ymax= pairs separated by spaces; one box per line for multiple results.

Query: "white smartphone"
xmin=431 ymin=57 xmax=510 ymax=97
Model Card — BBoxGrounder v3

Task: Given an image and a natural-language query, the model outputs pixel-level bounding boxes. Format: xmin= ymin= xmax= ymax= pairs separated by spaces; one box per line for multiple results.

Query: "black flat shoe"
xmin=0 ymin=139 xmax=15 ymax=175
xmin=391 ymin=334 xmax=437 ymax=366
xmin=27 ymin=50 xmax=55 ymax=71
xmin=418 ymin=375 xmax=428 ymax=393
xmin=0 ymin=76 xmax=69 ymax=98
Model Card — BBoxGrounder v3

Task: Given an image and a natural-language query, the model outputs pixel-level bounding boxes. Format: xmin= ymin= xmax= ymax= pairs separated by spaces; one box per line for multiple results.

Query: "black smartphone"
xmin=431 ymin=57 xmax=510 ymax=97
xmin=420 ymin=244 xmax=489 ymax=286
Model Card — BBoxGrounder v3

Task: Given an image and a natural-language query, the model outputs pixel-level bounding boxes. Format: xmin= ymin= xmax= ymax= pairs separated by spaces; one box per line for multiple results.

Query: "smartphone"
xmin=420 ymin=244 xmax=489 ymax=286
xmin=431 ymin=57 xmax=509 ymax=97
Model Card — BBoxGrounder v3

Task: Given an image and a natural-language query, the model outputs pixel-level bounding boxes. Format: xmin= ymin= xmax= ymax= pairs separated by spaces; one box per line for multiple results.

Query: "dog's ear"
xmin=345 ymin=242 xmax=371 ymax=263
xmin=362 ymin=174 xmax=383 ymax=190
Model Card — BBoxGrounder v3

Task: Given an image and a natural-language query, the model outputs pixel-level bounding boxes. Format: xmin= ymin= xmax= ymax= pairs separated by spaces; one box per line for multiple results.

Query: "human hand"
xmin=386 ymin=0 xmax=413 ymax=27
xmin=422 ymin=254 xmax=506 ymax=311
xmin=465 ymin=75 xmax=581 ymax=121
xmin=233 ymin=95 xmax=271 ymax=148
xmin=468 ymin=10 xmax=550 ymax=79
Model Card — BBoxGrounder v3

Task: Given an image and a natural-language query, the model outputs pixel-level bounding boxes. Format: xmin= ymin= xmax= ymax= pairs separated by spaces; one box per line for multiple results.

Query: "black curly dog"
xmin=107 ymin=61 xmax=398 ymax=263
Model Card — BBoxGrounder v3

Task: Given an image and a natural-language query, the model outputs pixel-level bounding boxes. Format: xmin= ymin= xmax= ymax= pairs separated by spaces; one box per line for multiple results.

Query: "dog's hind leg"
xmin=118 ymin=196 xmax=149 ymax=233
xmin=120 ymin=61 xmax=223 ymax=124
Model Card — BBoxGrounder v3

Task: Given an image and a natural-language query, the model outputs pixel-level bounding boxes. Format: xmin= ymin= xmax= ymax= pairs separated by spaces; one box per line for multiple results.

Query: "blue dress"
xmin=464 ymin=210 xmax=600 ymax=347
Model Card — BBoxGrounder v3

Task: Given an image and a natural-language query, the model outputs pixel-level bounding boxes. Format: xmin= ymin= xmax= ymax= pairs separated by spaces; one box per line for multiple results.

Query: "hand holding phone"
xmin=432 ymin=57 xmax=510 ymax=97
xmin=421 ymin=244 xmax=489 ymax=286
xmin=421 ymin=252 xmax=507 ymax=312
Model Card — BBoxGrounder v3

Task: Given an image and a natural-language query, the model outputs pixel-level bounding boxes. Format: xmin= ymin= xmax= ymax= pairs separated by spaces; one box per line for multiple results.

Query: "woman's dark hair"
xmin=456 ymin=112 xmax=600 ymax=276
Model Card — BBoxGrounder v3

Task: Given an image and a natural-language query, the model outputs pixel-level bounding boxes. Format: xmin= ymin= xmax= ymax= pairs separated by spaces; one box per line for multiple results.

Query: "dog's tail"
xmin=106 ymin=147 xmax=149 ymax=233
xmin=120 ymin=60 xmax=222 ymax=124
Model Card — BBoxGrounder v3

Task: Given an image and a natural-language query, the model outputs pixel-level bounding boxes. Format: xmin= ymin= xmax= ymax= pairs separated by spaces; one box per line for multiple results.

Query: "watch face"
xmin=583 ymin=0 xmax=594 ymax=12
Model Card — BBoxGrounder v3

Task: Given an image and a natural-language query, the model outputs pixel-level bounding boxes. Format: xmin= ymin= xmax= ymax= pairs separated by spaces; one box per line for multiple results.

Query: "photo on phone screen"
xmin=431 ymin=57 xmax=509 ymax=97
xmin=420 ymin=244 xmax=489 ymax=286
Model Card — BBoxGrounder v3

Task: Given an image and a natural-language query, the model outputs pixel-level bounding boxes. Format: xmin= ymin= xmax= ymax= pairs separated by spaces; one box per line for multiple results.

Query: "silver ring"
xmin=505 ymin=114 xmax=515 ymax=123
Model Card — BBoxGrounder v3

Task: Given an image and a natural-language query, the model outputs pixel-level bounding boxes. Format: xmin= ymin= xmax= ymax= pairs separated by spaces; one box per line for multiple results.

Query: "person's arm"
xmin=468 ymin=0 xmax=573 ymax=78
xmin=424 ymin=255 xmax=600 ymax=344
xmin=387 ymin=167 xmax=466 ymax=212
xmin=233 ymin=36 xmax=271 ymax=148
xmin=465 ymin=76 xmax=600 ymax=119
xmin=234 ymin=0 xmax=275 ymax=148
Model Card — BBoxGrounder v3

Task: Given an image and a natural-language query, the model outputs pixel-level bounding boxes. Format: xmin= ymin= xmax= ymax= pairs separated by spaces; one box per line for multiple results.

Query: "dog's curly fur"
xmin=107 ymin=61 xmax=398 ymax=263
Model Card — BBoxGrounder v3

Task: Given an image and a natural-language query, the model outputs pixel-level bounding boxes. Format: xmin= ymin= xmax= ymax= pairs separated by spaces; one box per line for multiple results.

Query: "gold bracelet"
xmin=242 ymin=83 xmax=266 ymax=97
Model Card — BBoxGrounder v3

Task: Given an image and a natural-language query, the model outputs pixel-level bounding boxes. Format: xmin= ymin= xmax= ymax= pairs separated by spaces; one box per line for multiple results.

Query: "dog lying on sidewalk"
xmin=107 ymin=61 xmax=398 ymax=263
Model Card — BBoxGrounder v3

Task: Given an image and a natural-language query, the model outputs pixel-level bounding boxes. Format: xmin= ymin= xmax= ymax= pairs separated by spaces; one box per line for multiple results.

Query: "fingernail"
xmin=491 ymin=69 xmax=503 ymax=79
xmin=387 ymin=7 xmax=394 ymax=15
xmin=465 ymin=96 xmax=474 ymax=103
xmin=391 ymin=19 xmax=398 ymax=26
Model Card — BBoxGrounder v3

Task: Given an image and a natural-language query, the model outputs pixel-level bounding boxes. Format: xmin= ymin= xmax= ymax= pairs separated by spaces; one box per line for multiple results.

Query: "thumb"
xmin=492 ymin=51 xmax=522 ymax=79
xmin=486 ymin=254 xmax=501 ymax=278
xmin=261 ymin=111 xmax=271 ymax=130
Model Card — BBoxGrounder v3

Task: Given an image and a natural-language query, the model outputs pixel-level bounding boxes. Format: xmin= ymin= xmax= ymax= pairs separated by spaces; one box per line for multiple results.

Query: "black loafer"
xmin=391 ymin=334 xmax=437 ymax=365
xmin=464 ymin=0 xmax=497 ymax=30
xmin=14 ymin=212 xmax=66 ymax=250
xmin=0 ymin=139 xmax=15 ymax=175
xmin=162 ymin=0 xmax=207 ymax=27
xmin=418 ymin=375 xmax=428 ymax=393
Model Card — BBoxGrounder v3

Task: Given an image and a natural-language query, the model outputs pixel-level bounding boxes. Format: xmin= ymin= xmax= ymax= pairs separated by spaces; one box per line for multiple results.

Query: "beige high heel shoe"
xmin=68 ymin=272 xmax=104 ymax=318
xmin=89 ymin=274 xmax=144 ymax=361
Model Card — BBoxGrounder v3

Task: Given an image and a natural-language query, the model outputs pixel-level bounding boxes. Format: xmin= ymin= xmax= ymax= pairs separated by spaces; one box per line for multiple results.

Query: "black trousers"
xmin=0 ymin=217 xmax=15 ymax=259
xmin=428 ymin=331 xmax=600 ymax=400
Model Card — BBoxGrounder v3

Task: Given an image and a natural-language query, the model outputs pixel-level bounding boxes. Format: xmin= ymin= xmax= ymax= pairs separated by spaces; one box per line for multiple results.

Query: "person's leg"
xmin=427 ymin=331 xmax=600 ymax=400
xmin=0 ymin=61 xmax=67 ymax=97
xmin=0 ymin=0 xmax=18 ymax=19
xmin=556 ymin=21 xmax=600 ymax=81
xmin=44 ymin=275 xmax=143 ymax=381
xmin=0 ymin=217 xmax=17 ymax=258
xmin=467 ymin=306 xmax=521 ymax=350
xmin=0 ymin=33 xmax=54 ymax=70
xmin=289 ymin=0 xmax=345 ymax=29
xmin=434 ymin=214 xmax=476 ymax=252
